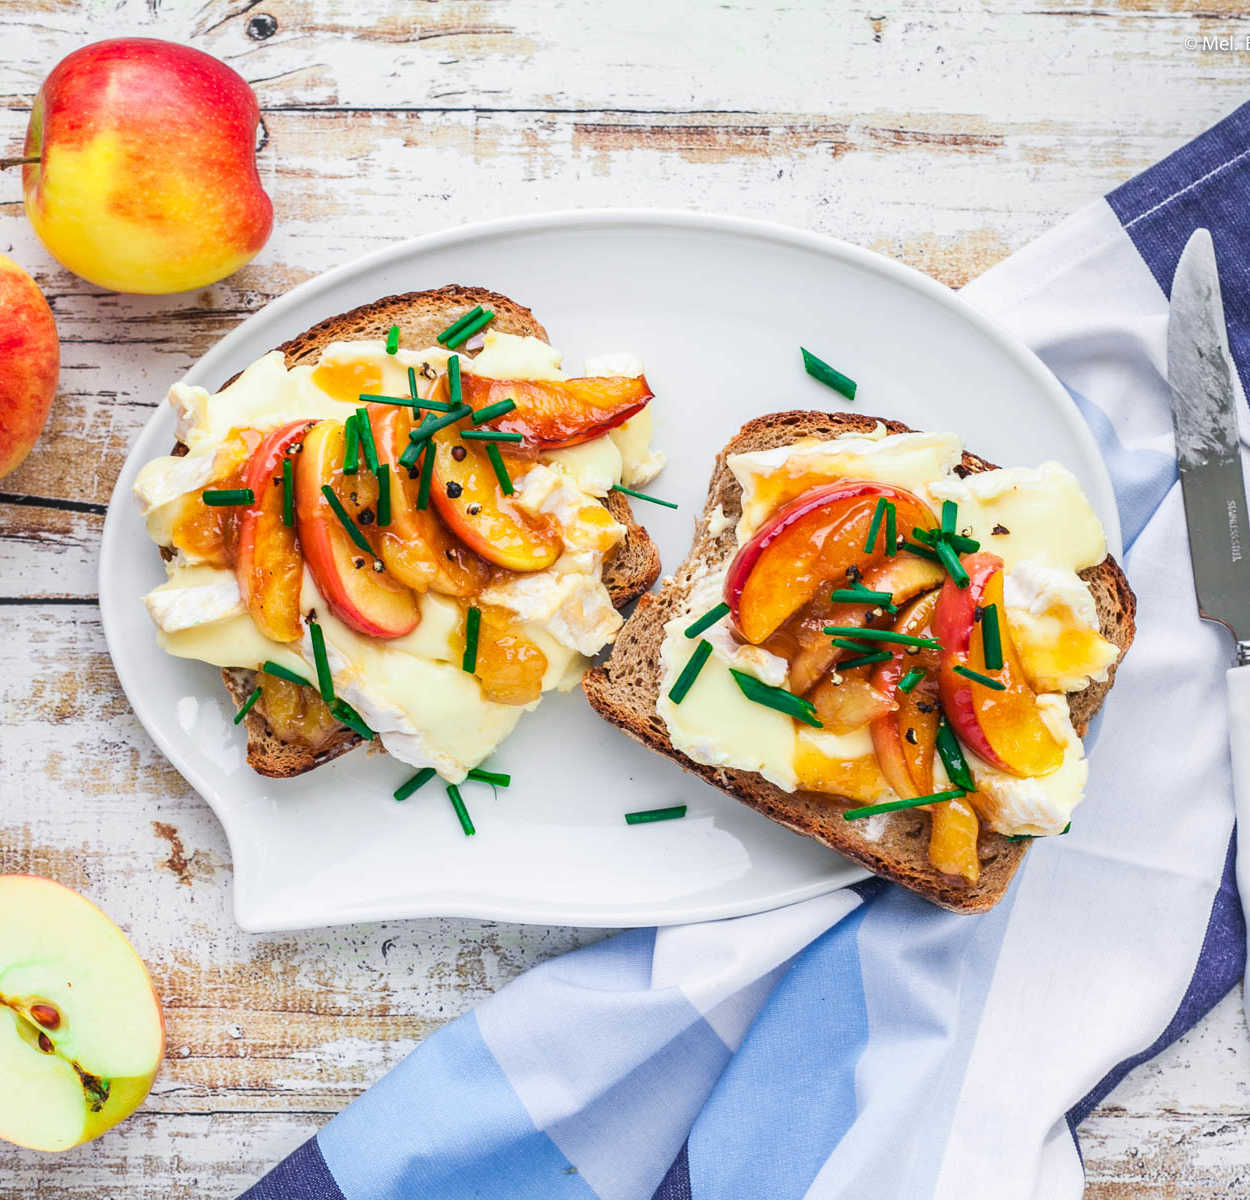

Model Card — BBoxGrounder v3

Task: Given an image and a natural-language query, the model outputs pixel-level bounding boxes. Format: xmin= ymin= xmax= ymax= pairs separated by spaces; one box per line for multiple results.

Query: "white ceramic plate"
xmin=99 ymin=211 xmax=1120 ymax=932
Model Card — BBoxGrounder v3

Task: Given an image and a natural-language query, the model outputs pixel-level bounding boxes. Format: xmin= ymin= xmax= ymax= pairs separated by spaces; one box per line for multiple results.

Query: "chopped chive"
xmin=376 ymin=464 xmax=392 ymax=527
xmin=800 ymin=346 xmax=857 ymax=401
xmin=385 ymin=324 xmax=400 ymax=354
xmin=949 ymin=533 xmax=980 ymax=554
xmin=1008 ymin=822 xmax=1071 ymax=843
xmin=838 ymin=650 xmax=893 ymax=670
xmin=460 ymin=429 xmax=524 ymax=442
xmin=359 ymin=392 xmax=456 ymax=414
xmin=626 ymin=805 xmax=687 ymax=825
xmin=462 ymin=606 xmax=481 ymax=673
xmin=343 ymin=415 xmax=360 ymax=475
xmin=308 ymin=618 xmax=335 ymax=702
xmin=669 ymin=639 xmax=714 ymax=704
xmin=233 ymin=685 xmax=262 ymax=725
xmin=263 ymin=660 xmax=312 ymax=688
xmin=471 ymin=398 xmax=517 ymax=425
xmin=467 ymin=767 xmax=510 ymax=787
xmin=831 ymin=587 xmax=894 ymax=606
xmin=902 ymin=540 xmax=941 ymax=562
xmin=408 ymin=366 xmax=420 ymax=411
xmin=407 ymin=404 xmax=473 ymax=441
xmin=448 ymin=354 xmax=462 ymax=409
xmin=822 ymin=626 xmax=940 ymax=649
xmin=884 ymin=501 xmax=897 ymax=557
xmin=446 ymin=783 xmax=476 ymax=835
xmin=953 ymin=664 xmax=1006 ymax=691
xmin=394 ymin=767 xmax=437 ymax=801
xmin=898 ymin=667 xmax=925 ymax=693
xmin=202 ymin=488 xmax=255 ymax=507
xmin=399 ymin=412 xmax=436 ymax=471
xmin=980 ymin=603 xmax=1003 ymax=671
xmin=843 ymin=789 xmax=966 ymax=820
xmin=935 ymin=539 xmax=970 ymax=588
xmin=355 ymin=408 xmax=380 ymax=474
xmin=320 ymin=484 xmax=375 ymax=557
xmin=445 ymin=309 xmax=494 ymax=350
xmin=486 ymin=442 xmax=514 ymax=495
xmin=685 ymin=602 xmax=730 ymax=639
xmin=436 ymin=305 xmax=484 ymax=346
xmin=730 ymin=668 xmax=823 ymax=728
xmin=833 ymin=637 xmax=878 ymax=654
xmin=611 ymin=484 xmax=677 ymax=509
xmin=936 ymin=716 xmax=975 ymax=791
xmin=416 ymin=440 xmax=436 ymax=509
xmin=942 ymin=500 xmax=957 ymax=535
xmin=331 ymin=697 xmax=374 ymax=740
xmin=864 ymin=496 xmax=887 ymax=554
xmin=282 ymin=458 xmax=294 ymax=527
xmin=915 ymin=524 xmax=980 ymax=555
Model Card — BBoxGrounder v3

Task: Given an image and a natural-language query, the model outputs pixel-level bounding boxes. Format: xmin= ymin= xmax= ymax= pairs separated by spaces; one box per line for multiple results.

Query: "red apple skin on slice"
xmin=935 ymin=552 xmax=1065 ymax=777
xmin=726 ymin=481 xmax=938 ymax=646
xmin=367 ymin=405 xmax=493 ymax=596
xmin=460 ymin=373 xmax=653 ymax=448
xmin=235 ymin=419 xmax=314 ymax=643
xmin=294 ymin=419 xmax=420 ymax=639
xmin=429 ymin=423 xmax=562 ymax=573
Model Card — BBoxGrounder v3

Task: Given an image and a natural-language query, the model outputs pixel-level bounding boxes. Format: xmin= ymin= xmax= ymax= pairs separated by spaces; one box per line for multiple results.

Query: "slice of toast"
xmin=583 ymin=411 xmax=1137 ymax=913
xmin=187 ymin=285 xmax=660 ymax=777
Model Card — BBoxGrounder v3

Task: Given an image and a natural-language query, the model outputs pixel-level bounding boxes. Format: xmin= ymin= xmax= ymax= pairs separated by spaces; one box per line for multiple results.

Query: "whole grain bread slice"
xmin=583 ymin=410 xmax=1137 ymax=913
xmin=186 ymin=284 xmax=659 ymax=777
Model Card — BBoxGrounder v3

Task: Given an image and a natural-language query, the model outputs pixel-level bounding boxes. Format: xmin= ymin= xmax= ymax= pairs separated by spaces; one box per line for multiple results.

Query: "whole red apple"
xmin=0 ymin=255 xmax=59 ymax=478
xmin=21 ymin=38 xmax=273 ymax=294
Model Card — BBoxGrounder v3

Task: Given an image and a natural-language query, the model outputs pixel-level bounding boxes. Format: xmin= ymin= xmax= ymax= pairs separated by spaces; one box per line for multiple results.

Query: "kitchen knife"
xmin=1166 ymin=226 xmax=1250 ymax=1002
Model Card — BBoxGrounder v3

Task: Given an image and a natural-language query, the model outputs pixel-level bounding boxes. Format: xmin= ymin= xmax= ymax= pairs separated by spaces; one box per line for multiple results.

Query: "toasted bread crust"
xmin=164 ymin=284 xmax=658 ymax=777
xmin=583 ymin=410 xmax=1136 ymax=913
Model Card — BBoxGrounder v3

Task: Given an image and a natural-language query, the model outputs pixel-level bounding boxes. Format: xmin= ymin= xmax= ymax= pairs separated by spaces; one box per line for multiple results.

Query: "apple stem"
xmin=0 ymin=155 xmax=39 ymax=169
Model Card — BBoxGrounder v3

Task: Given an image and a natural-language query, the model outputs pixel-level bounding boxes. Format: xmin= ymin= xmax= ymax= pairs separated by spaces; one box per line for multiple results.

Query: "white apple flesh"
xmin=0 ymin=876 xmax=164 ymax=1152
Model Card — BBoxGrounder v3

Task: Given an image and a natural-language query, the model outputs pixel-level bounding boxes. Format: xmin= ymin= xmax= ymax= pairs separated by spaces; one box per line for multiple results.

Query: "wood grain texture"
xmin=1 ymin=0 xmax=1247 ymax=1194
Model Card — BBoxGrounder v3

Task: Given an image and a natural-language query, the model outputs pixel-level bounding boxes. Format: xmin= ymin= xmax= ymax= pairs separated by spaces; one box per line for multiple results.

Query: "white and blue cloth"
xmin=243 ymin=105 xmax=1249 ymax=1200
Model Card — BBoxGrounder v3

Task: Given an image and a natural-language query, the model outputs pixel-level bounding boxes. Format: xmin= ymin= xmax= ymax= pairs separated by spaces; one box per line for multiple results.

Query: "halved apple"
xmin=461 ymin=373 xmax=653 ymax=448
xmin=368 ymin=404 xmax=493 ymax=596
xmin=294 ymin=419 xmax=420 ymax=639
xmin=235 ymin=419 xmax=313 ymax=642
xmin=429 ymin=424 xmax=562 ymax=573
xmin=935 ymin=552 xmax=1065 ymax=777
xmin=726 ymin=481 xmax=938 ymax=645
xmin=0 ymin=876 xmax=164 ymax=1153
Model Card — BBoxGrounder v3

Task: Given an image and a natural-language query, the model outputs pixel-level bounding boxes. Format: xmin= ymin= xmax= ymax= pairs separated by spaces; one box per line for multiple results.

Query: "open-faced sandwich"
xmin=585 ymin=411 xmax=1136 ymax=911
xmin=133 ymin=286 xmax=663 ymax=787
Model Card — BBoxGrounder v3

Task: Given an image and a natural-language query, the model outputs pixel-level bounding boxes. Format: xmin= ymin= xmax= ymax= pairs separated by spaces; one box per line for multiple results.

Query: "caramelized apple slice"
xmin=928 ymin=798 xmax=981 ymax=884
xmin=367 ymin=405 xmax=493 ymax=596
xmin=726 ymin=481 xmax=938 ymax=645
xmin=429 ymin=423 xmax=561 ymax=573
xmin=469 ymin=605 xmax=548 ymax=705
xmin=170 ymin=428 xmax=261 ymax=567
xmin=807 ymin=675 xmax=894 ymax=734
xmin=255 ymin=673 xmax=342 ymax=749
xmin=935 ymin=552 xmax=1065 ymax=777
xmin=461 ymin=373 xmax=653 ymax=448
xmin=235 ymin=420 xmax=314 ymax=643
xmin=294 ymin=419 xmax=420 ymax=639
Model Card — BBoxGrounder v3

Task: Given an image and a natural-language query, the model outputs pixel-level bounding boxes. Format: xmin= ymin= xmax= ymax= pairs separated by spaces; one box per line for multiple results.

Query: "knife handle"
xmin=1225 ymin=667 xmax=1250 ymax=1012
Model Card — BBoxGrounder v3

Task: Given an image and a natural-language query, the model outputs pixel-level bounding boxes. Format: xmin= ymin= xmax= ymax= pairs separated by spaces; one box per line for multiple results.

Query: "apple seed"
xmin=30 ymin=1001 xmax=61 ymax=1030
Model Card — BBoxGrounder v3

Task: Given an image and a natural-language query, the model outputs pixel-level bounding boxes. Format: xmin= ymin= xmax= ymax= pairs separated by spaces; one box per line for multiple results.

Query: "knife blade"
xmin=1166 ymin=227 xmax=1250 ymax=652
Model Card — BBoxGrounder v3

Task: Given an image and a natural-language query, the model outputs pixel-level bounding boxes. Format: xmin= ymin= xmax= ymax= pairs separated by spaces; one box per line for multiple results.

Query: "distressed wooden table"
xmin=2 ymin=2 xmax=1248 ymax=1195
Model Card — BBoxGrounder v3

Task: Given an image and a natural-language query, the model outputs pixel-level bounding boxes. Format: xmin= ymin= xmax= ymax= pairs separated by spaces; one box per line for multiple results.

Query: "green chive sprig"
xmin=332 ymin=697 xmax=374 ymax=740
xmin=460 ymin=429 xmax=524 ymax=443
xmin=462 ymin=606 xmax=481 ymax=673
xmin=359 ymin=392 xmax=455 ymax=414
xmin=486 ymin=443 xmax=514 ymax=495
xmin=685 ymin=602 xmax=730 ymax=639
xmin=942 ymin=499 xmax=957 ymax=536
xmin=935 ymin=539 xmax=970 ymax=588
xmin=417 ymin=440 xmax=436 ymax=509
xmin=203 ymin=488 xmax=254 ymax=507
xmin=467 ymin=767 xmax=510 ymax=787
xmin=838 ymin=650 xmax=892 ymax=670
xmin=823 ymin=626 xmax=940 ymax=649
xmin=400 ymin=412 xmax=438 ymax=472
xmin=472 ymin=398 xmax=517 ymax=426
xmin=936 ymin=717 xmax=975 ymax=791
xmin=448 ymin=354 xmax=462 ymax=407
xmin=669 ymin=640 xmax=713 ymax=704
xmin=395 ymin=767 xmax=437 ymax=801
xmin=343 ymin=416 xmax=360 ymax=475
xmin=436 ymin=306 xmax=484 ymax=346
xmin=626 ymin=805 xmax=687 ymax=825
xmin=444 ymin=309 xmax=494 ymax=350
xmin=902 ymin=540 xmax=941 ymax=562
xmin=281 ymin=458 xmax=294 ymax=527
xmin=612 ymin=484 xmax=677 ymax=509
xmin=980 ymin=603 xmax=1003 ymax=671
xmin=884 ymin=501 xmax=897 ymax=556
xmin=377 ymin=464 xmax=392 ymax=526
xmin=446 ymin=783 xmax=476 ymax=835
xmin=898 ymin=668 xmax=925 ymax=694
xmin=730 ymin=669 xmax=822 ymax=727
xmin=831 ymin=586 xmax=894 ymax=608
xmin=234 ymin=685 xmax=262 ymax=725
xmin=843 ymin=789 xmax=966 ymax=820
xmin=407 ymin=404 xmax=473 ymax=442
xmin=355 ymin=408 xmax=380 ymax=473
xmin=800 ymin=347 xmax=857 ymax=401
xmin=263 ymin=660 xmax=312 ymax=687
xmin=864 ymin=497 xmax=887 ymax=554
xmin=308 ymin=618 xmax=334 ymax=702
xmin=954 ymin=664 xmax=1006 ymax=691
xmin=320 ymin=484 xmax=375 ymax=557
xmin=385 ymin=324 xmax=400 ymax=354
